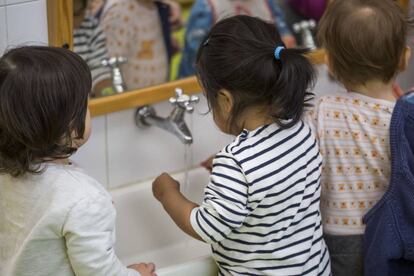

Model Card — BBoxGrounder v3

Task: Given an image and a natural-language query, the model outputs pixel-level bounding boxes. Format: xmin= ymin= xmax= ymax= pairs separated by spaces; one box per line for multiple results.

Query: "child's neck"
xmin=239 ymin=106 xmax=273 ymax=132
xmin=50 ymin=158 xmax=71 ymax=165
xmin=346 ymin=80 xmax=396 ymax=102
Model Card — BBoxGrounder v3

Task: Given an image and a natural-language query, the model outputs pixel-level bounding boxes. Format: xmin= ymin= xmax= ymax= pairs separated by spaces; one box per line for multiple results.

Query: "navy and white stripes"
xmin=190 ymin=122 xmax=330 ymax=275
xmin=73 ymin=16 xmax=111 ymax=88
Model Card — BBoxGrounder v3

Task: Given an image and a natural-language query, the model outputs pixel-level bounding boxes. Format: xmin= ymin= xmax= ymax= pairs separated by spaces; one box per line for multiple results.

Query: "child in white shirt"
xmin=308 ymin=0 xmax=411 ymax=275
xmin=0 ymin=46 xmax=156 ymax=276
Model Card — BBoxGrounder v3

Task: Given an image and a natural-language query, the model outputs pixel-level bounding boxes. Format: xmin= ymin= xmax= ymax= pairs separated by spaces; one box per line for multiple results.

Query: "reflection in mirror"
xmin=72 ymin=0 xmax=325 ymax=98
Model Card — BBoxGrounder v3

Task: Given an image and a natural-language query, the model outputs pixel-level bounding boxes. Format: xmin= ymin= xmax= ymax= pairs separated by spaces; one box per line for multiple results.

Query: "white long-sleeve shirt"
xmin=307 ymin=92 xmax=394 ymax=235
xmin=0 ymin=163 xmax=138 ymax=276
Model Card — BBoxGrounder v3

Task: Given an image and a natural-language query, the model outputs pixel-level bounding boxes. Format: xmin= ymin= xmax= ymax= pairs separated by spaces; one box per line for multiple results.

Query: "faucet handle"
xmin=174 ymin=87 xmax=183 ymax=97
xmin=293 ymin=22 xmax=302 ymax=34
xmin=184 ymin=95 xmax=199 ymax=113
xmin=101 ymin=56 xmax=128 ymax=68
xmin=169 ymin=88 xmax=199 ymax=113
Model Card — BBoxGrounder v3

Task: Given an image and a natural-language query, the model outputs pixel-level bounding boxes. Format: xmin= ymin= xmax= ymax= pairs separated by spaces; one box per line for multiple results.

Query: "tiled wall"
xmin=72 ymin=97 xmax=234 ymax=189
xmin=0 ymin=0 xmax=48 ymax=55
xmin=72 ymin=65 xmax=346 ymax=189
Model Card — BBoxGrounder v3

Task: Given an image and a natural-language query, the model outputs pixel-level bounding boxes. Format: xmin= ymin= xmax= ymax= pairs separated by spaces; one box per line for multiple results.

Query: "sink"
xmin=110 ymin=168 xmax=217 ymax=275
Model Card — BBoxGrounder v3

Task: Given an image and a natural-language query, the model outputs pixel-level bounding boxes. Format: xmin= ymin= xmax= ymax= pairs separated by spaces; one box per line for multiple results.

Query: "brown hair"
xmin=196 ymin=15 xmax=315 ymax=133
xmin=318 ymin=0 xmax=407 ymax=86
xmin=0 ymin=46 xmax=91 ymax=177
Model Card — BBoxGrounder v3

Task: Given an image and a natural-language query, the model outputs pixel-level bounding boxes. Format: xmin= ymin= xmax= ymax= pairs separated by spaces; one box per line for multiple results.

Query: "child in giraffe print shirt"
xmin=307 ymin=0 xmax=410 ymax=275
xmin=87 ymin=0 xmax=170 ymax=90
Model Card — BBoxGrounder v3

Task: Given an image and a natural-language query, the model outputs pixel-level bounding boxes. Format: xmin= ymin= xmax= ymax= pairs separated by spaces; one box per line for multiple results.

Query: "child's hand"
xmin=153 ymin=173 xmax=180 ymax=202
xmin=128 ymin=262 xmax=157 ymax=276
xmin=200 ymin=155 xmax=215 ymax=172
xmin=392 ymin=83 xmax=404 ymax=99
xmin=282 ymin=35 xmax=297 ymax=48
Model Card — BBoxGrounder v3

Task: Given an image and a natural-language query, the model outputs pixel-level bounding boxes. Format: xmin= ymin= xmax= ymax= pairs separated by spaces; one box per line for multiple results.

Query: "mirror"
xmin=71 ymin=0 xmax=325 ymax=98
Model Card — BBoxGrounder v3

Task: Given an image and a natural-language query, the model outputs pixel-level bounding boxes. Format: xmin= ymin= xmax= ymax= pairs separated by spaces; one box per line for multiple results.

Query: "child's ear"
xmin=399 ymin=46 xmax=411 ymax=71
xmin=217 ymin=89 xmax=233 ymax=114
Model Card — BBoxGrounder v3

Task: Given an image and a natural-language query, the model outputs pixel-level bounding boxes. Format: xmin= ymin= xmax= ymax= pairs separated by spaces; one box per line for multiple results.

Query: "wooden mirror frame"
xmin=47 ymin=0 xmax=408 ymax=117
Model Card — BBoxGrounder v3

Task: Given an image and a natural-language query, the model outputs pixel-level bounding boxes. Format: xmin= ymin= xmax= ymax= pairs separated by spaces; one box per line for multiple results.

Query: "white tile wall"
xmin=191 ymin=96 xmax=233 ymax=165
xmin=71 ymin=116 xmax=109 ymax=187
xmin=6 ymin=0 xmax=38 ymax=4
xmin=313 ymin=64 xmax=345 ymax=99
xmin=0 ymin=1 xmax=6 ymax=7
xmin=5 ymin=0 xmax=48 ymax=48
xmin=106 ymin=102 xmax=189 ymax=189
xmin=74 ymin=97 xmax=231 ymax=189
xmin=0 ymin=7 xmax=7 ymax=54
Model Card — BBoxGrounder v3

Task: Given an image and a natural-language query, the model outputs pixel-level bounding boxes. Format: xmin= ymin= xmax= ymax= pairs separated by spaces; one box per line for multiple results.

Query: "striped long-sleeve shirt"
xmin=73 ymin=15 xmax=111 ymax=89
xmin=190 ymin=122 xmax=331 ymax=275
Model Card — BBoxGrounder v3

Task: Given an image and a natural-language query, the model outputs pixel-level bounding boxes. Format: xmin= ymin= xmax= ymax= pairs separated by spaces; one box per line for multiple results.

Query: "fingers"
xmin=156 ymin=172 xmax=174 ymax=182
xmin=200 ymin=155 xmax=215 ymax=172
xmin=147 ymin=262 xmax=155 ymax=272
xmin=128 ymin=262 xmax=157 ymax=275
xmin=392 ymin=83 xmax=404 ymax=99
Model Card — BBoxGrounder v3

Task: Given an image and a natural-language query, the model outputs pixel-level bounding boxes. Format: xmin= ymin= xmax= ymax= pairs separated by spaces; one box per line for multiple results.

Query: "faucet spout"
xmin=170 ymin=119 xmax=193 ymax=144
xmin=135 ymin=88 xmax=199 ymax=144
xmin=135 ymin=105 xmax=193 ymax=144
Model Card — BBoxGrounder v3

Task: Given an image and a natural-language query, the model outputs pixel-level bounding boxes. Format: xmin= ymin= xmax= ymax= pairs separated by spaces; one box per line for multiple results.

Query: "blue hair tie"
xmin=274 ymin=46 xmax=285 ymax=60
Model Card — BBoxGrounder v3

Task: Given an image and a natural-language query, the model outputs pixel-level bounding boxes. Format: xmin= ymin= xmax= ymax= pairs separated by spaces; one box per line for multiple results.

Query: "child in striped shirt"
xmin=153 ymin=15 xmax=330 ymax=275
xmin=73 ymin=0 xmax=113 ymax=97
xmin=308 ymin=1 xmax=411 ymax=275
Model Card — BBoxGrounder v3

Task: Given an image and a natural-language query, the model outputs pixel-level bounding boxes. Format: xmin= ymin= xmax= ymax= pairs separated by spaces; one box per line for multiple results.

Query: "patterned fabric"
xmin=89 ymin=0 xmax=169 ymax=90
xmin=307 ymin=92 xmax=395 ymax=235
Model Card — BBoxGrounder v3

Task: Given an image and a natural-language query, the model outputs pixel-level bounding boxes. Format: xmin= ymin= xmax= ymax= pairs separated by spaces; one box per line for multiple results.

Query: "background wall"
xmin=0 ymin=0 xmax=48 ymax=55
xmin=1 ymin=1 xmax=414 ymax=191
xmin=71 ymin=66 xmax=345 ymax=190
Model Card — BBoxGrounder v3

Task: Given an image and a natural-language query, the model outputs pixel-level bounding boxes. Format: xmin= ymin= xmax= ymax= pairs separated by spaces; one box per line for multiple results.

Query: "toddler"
xmin=0 ymin=46 xmax=156 ymax=276
xmin=87 ymin=0 xmax=170 ymax=90
xmin=308 ymin=0 xmax=410 ymax=275
xmin=153 ymin=15 xmax=330 ymax=275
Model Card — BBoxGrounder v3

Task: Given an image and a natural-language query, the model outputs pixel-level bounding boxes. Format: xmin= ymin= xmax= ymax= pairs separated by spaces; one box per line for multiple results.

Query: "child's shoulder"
xmin=315 ymin=92 xmax=395 ymax=113
xmin=315 ymin=92 xmax=354 ymax=107
xmin=46 ymin=163 xmax=110 ymax=204
xmin=220 ymin=123 xmax=304 ymax=163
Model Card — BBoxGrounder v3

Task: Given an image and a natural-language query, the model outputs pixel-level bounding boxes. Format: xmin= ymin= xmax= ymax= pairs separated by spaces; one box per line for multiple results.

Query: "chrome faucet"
xmin=135 ymin=88 xmax=199 ymax=144
xmin=293 ymin=20 xmax=317 ymax=50
xmin=101 ymin=57 xmax=128 ymax=93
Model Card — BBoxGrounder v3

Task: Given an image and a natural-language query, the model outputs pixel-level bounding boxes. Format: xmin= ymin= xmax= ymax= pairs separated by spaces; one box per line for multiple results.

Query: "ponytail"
xmin=271 ymin=47 xmax=316 ymax=129
xmin=196 ymin=15 xmax=316 ymax=132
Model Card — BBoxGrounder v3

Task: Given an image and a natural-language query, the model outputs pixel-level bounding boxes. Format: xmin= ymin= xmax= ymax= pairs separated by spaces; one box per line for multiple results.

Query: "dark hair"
xmin=196 ymin=15 xmax=315 ymax=132
xmin=318 ymin=0 xmax=407 ymax=86
xmin=0 ymin=46 xmax=91 ymax=177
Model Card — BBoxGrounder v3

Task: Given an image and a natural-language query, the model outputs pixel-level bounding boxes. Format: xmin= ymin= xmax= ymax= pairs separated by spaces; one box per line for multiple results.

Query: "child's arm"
xmin=154 ymin=152 xmax=249 ymax=244
xmin=63 ymin=194 xmax=154 ymax=276
xmin=200 ymin=154 xmax=216 ymax=172
xmin=268 ymin=0 xmax=296 ymax=48
xmin=153 ymin=173 xmax=202 ymax=241
xmin=178 ymin=0 xmax=213 ymax=78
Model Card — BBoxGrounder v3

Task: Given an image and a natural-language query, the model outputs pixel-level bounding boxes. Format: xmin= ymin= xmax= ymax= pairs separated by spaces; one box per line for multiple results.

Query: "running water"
xmin=182 ymin=144 xmax=192 ymax=194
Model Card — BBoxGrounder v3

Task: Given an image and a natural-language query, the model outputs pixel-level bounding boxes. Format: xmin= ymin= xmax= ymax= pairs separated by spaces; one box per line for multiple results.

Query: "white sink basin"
xmin=110 ymin=168 xmax=217 ymax=275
